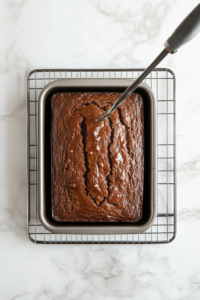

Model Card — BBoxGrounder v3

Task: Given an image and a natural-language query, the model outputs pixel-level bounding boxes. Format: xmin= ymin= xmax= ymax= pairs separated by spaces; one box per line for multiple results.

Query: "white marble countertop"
xmin=1 ymin=0 xmax=200 ymax=299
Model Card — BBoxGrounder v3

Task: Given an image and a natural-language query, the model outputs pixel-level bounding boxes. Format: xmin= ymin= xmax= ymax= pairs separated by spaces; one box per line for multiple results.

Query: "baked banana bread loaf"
xmin=51 ymin=92 xmax=144 ymax=222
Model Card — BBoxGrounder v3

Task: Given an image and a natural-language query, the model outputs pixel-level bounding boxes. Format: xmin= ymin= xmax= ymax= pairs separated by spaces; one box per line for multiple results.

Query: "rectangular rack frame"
xmin=27 ymin=68 xmax=176 ymax=244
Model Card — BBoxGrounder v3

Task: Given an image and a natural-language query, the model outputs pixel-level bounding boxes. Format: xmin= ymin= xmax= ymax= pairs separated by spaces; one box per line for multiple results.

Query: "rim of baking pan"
xmin=38 ymin=79 xmax=157 ymax=234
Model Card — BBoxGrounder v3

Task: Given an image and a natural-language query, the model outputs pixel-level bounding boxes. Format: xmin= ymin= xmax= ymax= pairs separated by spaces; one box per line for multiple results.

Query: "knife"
xmin=95 ymin=3 xmax=200 ymax=122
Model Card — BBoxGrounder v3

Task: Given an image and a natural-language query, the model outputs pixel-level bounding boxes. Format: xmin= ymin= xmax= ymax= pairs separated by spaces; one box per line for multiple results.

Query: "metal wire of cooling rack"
xmin=27 ymin=68 xmax=176 ymax=244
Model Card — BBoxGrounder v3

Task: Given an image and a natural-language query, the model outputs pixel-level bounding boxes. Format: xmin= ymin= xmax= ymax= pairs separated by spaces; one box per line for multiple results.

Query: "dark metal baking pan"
xmin=38 ymin=79 xmax=157 ymax=234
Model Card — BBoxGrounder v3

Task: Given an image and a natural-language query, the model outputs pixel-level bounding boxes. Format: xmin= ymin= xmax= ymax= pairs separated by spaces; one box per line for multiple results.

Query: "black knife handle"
xmin=165 ymin=3 xmax=200 ymax=53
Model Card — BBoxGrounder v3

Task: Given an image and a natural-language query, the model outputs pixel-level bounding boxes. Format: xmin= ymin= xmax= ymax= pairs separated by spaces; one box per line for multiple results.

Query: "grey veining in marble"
xmin=0 ymin=0 xmax=200 ymax=299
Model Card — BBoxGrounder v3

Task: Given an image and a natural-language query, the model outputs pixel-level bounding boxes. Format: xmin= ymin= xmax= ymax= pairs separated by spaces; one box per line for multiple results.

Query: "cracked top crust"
xmin=51 ymin=92 xmax=144 ymax=222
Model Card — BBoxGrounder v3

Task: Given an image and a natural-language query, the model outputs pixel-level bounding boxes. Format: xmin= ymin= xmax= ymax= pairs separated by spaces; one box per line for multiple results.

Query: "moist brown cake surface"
xmin=51 ymin=92 xmax=144 ymax=222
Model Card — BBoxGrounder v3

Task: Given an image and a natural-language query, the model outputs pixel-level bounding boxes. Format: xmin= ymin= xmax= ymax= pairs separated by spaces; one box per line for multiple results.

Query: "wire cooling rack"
xmin=27 ymin=68 xmax=176 ymax=244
